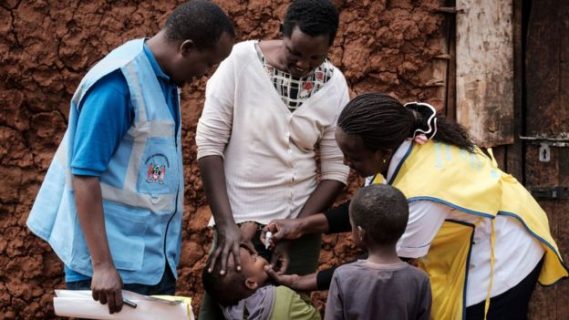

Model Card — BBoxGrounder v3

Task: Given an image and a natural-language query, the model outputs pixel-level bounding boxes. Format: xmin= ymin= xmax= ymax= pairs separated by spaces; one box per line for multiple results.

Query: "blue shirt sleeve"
xmin=71 ymin=70 xmax=133 ymax=176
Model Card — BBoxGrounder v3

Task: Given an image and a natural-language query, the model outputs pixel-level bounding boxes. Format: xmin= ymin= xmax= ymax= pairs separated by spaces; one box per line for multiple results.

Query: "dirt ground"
xmin=0 ymin=0 xmax=446 ymax=318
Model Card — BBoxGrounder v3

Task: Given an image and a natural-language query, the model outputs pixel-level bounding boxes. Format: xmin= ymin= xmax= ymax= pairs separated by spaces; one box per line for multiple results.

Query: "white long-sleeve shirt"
xmin=196 ymin=41 xmax=350 ymax=224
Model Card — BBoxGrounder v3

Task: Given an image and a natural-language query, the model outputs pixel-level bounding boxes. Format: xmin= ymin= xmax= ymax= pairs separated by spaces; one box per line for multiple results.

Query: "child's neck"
xmin=365 ymin=244 xmax=401 ymax=265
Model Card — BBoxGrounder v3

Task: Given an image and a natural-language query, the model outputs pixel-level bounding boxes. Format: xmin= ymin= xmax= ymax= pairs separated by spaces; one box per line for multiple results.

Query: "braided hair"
xmin=338 ymin=93 xmax=475 ymax=152
xmin=282 ymin=0 xmax=339 ymax=45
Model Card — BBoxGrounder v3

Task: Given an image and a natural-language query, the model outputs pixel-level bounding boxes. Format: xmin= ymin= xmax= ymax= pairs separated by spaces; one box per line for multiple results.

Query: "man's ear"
xmin=245 ymin=278 xmax=258 ymax=290
xmin=179 ymin=39 xmax=195 ymax=56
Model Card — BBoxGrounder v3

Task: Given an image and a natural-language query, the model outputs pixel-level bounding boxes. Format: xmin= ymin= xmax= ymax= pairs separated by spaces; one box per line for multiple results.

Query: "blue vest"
xmin=27 ymin=39 xmax=184 ymax=285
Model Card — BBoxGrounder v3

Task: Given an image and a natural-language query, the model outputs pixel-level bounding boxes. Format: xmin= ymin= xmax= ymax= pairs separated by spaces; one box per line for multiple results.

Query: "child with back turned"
xmin=324 ymin=184 xmax=431 ymax=320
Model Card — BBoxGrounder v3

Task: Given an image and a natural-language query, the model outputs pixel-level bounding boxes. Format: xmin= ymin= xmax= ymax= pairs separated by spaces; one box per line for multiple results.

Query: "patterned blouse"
xmin=255 ymin=41 xmax=334 ymax=111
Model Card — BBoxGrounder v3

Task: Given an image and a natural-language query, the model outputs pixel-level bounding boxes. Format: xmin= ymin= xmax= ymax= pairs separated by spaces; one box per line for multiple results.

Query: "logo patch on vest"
xmin=145 ymin=154 xmax=170 ymax=184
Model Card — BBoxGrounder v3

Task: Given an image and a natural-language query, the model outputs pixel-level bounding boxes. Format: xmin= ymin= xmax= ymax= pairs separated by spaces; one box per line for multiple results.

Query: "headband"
xmin=404 ymin=102 xmax=438 ymax=142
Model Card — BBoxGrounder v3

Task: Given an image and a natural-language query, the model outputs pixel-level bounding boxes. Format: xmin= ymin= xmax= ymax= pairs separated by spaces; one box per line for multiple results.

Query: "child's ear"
xmin=357 ymin=226 xmax=366 ymax=242
xmin=245 ymin=278 xmax=258 ymax=290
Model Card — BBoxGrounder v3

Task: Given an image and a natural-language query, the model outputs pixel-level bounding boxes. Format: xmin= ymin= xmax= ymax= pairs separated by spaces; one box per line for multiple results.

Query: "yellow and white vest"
xmin=373 ymin=141 xmax=567 ymax=319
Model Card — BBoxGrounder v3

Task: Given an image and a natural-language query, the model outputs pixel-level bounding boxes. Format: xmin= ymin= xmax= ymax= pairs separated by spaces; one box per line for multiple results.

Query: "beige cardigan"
xmin=196 ymin=41 xmax=350 ymax=224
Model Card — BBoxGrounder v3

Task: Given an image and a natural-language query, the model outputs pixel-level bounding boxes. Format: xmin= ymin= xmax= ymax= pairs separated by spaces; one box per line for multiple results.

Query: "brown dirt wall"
xmin=0 ymin=0 xmax=447 ymax=318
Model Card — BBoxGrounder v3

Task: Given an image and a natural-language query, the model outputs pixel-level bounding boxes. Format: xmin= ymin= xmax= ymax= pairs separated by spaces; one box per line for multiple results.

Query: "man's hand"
xmin=208 ymin=223 xmax=242 ymax=275
xmin=269 ymin=241 xmax=290 ymax=275
xmin=72 ymin=175 xmax=123 ymax=314
xmin=91 ymin=263 xmax=124 ymax=314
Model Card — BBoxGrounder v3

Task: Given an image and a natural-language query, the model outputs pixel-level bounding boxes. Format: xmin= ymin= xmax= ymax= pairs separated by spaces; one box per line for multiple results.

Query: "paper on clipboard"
xmin=54 ymin=290 xmax=195 ymax=320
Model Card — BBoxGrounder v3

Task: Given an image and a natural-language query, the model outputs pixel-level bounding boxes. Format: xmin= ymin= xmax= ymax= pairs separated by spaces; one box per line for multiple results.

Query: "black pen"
xmin=123 ymin=297 xmax=137 ymax=308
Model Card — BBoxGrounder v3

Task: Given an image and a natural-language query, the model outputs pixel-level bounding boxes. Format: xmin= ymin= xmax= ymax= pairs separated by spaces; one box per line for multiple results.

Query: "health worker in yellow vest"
xmin=264 ymin=93 xmax=568 ymax=320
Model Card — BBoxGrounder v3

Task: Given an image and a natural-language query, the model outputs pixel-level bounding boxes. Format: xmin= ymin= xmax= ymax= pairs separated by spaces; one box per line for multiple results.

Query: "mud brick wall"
xmin=0 ymin=0 xmax=445 ymax=318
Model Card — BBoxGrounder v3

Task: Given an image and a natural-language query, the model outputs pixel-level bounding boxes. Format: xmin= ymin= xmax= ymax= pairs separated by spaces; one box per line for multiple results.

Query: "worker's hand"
xmin=269 ymin=241 xmax=290 ymax=275
xmin=266 ymin=267 xmax=318 ymax=291
xmin=266 ymin=267 xmax=299 ymax=287
xmin=91 ymin=263 xmax=124 ymax=314
xmin=262 ymin=219 xmax=304 ymax=247
xmin=208 ymin=223 xmax=243 ymax=275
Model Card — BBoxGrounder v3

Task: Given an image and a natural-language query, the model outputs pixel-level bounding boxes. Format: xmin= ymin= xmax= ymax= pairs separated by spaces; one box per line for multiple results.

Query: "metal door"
xmin=524 ymin=0 xmax=569 ymax=318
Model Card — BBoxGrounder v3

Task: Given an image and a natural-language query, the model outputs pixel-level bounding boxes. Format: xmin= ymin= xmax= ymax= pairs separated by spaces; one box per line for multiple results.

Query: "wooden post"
xmin=456 ymin=0 xmax=515 ymax=147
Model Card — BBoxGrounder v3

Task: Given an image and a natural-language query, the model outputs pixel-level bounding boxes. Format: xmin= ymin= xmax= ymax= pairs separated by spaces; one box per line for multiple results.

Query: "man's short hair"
xmin=165 ymin=0 xmax=235 ymax=49
xmin=350 ymin=184 xmax=409 ymax=245
xmin=202 ymin=257 xmax=252 ymax=306
xmin=282 ymin=0 xmax=339 ymax=45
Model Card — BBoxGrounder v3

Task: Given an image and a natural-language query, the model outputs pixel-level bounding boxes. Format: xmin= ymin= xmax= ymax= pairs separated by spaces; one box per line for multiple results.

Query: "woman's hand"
xmin=262 ymin=214 xmax=330 ymax=248
xmin=262 ymin=219 xmax=305 ymax=247
xmin=208 ymin=223 xmax=243 ymax=275
xmin=269 ymin=241 xmax=290 ymax=275
xmin=266 ymin=268 xmax=318 ymax=291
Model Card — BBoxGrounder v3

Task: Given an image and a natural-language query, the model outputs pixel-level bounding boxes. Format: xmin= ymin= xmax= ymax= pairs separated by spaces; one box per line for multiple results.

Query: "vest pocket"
xmin=103 ymin=201 xmax=148 ymax=271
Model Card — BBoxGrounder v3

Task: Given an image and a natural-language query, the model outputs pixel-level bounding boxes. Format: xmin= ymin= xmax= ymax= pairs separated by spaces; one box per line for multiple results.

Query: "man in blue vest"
xmin=27 ymin=0 xmax=234 ymax=314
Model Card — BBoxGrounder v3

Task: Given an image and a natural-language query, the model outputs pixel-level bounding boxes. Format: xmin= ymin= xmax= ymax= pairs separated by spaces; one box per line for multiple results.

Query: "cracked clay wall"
xmin=0 ymin=0 xmax=446 ymax=318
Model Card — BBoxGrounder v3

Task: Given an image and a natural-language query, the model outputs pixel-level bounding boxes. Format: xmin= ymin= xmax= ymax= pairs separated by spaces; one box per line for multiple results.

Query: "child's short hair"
xmin=350 ymin=184 xmax=409 ymax=245
xmin=202 ymin=257 xmax=253 ymax=306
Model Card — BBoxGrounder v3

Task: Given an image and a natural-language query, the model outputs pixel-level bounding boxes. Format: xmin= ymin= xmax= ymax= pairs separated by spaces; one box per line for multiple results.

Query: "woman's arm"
xmin=263 ymin=200 xmax=352 ymax=244
xmin=267 ymin=269 xmax=319 ymax=291
xmin=199 ymin=155 xmax=243 ymax=275
xmin=196 ymin=52 xmax=240 ymax=275
xmin=297 ymin=180 xmax=345 ymax=219
xmin=324 ymin=201 xmax=351 ymax=233
xmin=267 ymin=181 xmax=345 ymax=274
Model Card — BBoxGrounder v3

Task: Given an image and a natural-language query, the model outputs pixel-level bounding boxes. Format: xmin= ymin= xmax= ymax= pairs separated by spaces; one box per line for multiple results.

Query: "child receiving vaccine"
xmin=202 ymin=222 xmax=320 ymax=320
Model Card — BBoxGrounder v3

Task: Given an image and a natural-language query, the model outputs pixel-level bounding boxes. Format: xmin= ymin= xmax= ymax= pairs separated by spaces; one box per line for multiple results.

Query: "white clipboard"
xmin=54 ymin=290 xmax=195 ymax=320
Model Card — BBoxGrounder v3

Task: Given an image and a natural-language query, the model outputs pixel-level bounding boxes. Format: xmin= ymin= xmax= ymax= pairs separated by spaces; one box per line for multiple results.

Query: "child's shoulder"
xmin=400 ymin=264 xmax=431 ymax=285
xmin=274 ymin=285 xmax=294 ymax=295
xmin=405 ymin=264 xmax=429 ymax=277
xmin=335 ymin=261 xmax=428 ymax=281
xmin=274 ymin=285 xmax=310 ymax=301
xmin=273 ymin=286 xmax=321 ymax=320
xmin=332 ymin=260 xmax=374 ymax=280
xmin=335 ymin=260 xmax=364 ymax=272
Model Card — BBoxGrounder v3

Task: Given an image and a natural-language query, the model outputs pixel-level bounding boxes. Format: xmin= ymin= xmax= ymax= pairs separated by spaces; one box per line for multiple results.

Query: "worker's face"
xmin=336 ymin=127 xmax=390 ymax=178
xmin=281 ymin=26 xmax=330 ymax=78
xmin=171 ymin=32 xmax=234 ymax=87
